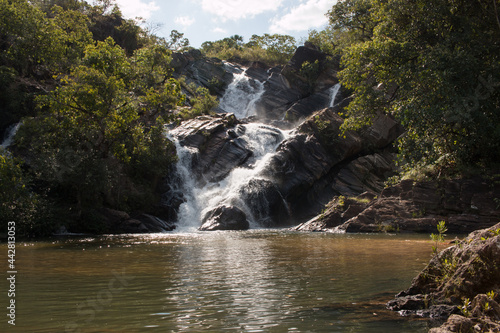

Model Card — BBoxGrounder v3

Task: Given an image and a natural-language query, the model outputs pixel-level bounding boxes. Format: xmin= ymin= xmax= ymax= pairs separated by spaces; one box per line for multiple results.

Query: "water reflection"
xmin=1 ymin=231 xmax=433 ymax=332
xmin=162 ymin=233 xmax=285 ymax=331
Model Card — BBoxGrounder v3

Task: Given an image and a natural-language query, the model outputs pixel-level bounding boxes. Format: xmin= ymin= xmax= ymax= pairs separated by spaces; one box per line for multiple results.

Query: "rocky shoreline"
xmin=293 ymin=176 xmax=500 ymax=235
xmin=388 ymin=222 xmax=500 ymax=332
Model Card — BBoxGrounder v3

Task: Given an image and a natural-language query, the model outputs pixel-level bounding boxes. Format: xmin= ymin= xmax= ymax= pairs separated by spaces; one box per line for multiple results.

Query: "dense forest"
xmin=1 ymin=0 xmax=499 ymax=237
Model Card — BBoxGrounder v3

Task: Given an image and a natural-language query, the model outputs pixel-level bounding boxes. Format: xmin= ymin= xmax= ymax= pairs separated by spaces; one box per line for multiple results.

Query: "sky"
xmin=113 ymin=0 xmax=337 ymax=48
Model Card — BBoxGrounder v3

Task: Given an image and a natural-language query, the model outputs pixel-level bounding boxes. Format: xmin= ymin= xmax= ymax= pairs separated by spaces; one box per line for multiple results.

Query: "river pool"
xmin=1 ymin=230 xmax=437 ymax=332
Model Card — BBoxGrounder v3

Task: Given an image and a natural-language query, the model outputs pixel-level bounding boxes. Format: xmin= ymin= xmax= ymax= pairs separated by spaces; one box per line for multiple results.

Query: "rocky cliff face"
xmin=293 ymin=176 xmax=500 ymax=234
xmin=164 ymin=45 xmax=500 ymax=234
xmin=387 ymin=223 xmax=500 ymax=332
xmin=171 ymin=45 xmax=347 ymax=127
xmin=266 ymin=107 xmax=403 ymax=221
xmin=165 ymin=106 xmax=403 ymax=229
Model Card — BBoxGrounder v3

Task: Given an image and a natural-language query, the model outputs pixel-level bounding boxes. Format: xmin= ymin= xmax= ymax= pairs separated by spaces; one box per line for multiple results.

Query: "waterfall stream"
xmin=168 ymin=65 xmax=295 ymax=230
xmin=328 ymin=83 xmax=341 ymax=108
xmin=169 ymin=68 xmax=343 ymax=230
xmin=1 ymin=122 xmax=21 ymax=149
xmin=172 ymin=123 xmax=290 ymax=230
xmin=218 ymin=68 xmax=264 ymax=119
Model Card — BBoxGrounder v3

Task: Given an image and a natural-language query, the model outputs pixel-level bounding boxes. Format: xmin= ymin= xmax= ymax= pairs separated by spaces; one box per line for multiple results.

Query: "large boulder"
xmin=168 ymin=114 xmax=252 ymax=182
xmin=199 ymin=205 xmax=249 ymax=231
xmin=90 ymin=209 xmax=175 ymax=234
xmin=388 ymin=223 xmax=500 ymax=331
xmin=253 ymin=70 xmax=304 ymax=120
xmin=238 ymin=178 xmax=291 ymax=227
xmin=337 ymin=177 xmax=500 ymax=234
xmin=134 ymin=214 xmax=176 ymax=232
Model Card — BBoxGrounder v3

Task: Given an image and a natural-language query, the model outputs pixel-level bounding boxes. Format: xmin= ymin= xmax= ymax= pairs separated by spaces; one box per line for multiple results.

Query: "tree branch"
xmin=494 ymin=0 xmax=500 ymax=31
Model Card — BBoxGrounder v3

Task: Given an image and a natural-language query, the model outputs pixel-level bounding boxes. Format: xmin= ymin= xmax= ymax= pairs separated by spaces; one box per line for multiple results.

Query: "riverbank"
xmin=388 ymin=222 xmax=500 ymax=332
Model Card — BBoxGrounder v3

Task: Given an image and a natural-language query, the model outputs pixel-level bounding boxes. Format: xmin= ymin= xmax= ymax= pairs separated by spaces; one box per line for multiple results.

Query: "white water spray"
xmin=219 ymin=70 xmax=265 ymax=119
xmin=328 ymin=83 xmax=341 ymax=108
xmin=171 ymin=124 xmax=290 ymax=231
xmin=1 ymin=123 xmax=21 ymax=150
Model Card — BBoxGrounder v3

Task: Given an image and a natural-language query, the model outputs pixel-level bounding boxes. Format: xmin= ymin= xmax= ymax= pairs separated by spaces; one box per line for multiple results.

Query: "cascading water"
xmin=171 ymin=124 xmax=290 ymax=231
xmin=167 ymin=63 xmax=294 ymax=230
xmin=219 ymin=69 xmax=265 ymax=119
xmin=1 ymin=122 xmax=21 ymax=149
xmin=328 ymin=83 xmax=341 ymax=108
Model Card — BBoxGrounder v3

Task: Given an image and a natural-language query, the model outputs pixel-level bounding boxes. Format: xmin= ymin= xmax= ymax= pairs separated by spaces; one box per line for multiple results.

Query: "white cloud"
xmin=212 ymin=27 xmax=228 ymax=34
xmin=114 ymin=0 xmax=160 ymax=20
xmin=199 ymin=0 xmax=283 ymax=21
xmin=270 ymin=0 xmax=335 ymax=34
xmin=175 ymin=16 xmax=196 ymax=28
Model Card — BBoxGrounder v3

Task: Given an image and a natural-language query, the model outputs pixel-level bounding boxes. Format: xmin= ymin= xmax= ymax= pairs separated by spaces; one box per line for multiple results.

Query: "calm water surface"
xmin=1 ymin=230 xmax=436 ymax=332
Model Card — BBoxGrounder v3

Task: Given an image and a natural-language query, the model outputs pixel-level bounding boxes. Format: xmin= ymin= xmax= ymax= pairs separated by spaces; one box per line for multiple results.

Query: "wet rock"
xmin=199 ymin=205 xmax=249 ymax=231
xmin=94 ymin=209 xmax=177 ymax=233
xmin=286 ymin=45 xmax=327 ymax=72
xmin=428 ymin=314 xmax=474 ymax=333
xmin=292 ymin=192 xmax=375 ymax=232
xmin=266 ymin=108 xmax=403 ymax=221
xmin=332 ymin=177 xmax=500 ymax=234
xmin=134 ymin=214 xmax=176 ymax=232
xmin=168 ymin=114 xmax=252 ymax=182
xmin=253 ymin=71 xmax=303 ymax=120
xmin=283 ymin=89 xmax=335 ymax=124
xmin=99 ymin=208 xmax=149 ymax=234
xmin=238 ymin=178 xmax=290 ymax=227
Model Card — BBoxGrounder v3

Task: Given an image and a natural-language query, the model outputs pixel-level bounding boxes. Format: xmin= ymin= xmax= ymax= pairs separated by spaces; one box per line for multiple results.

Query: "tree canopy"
xmin=314 ymin=0 xmax=500 ymax=172
xmin=201 ymin=33 xmax=297 ymax=66
xmin=0 ymin=0 xmax=189 ymax=235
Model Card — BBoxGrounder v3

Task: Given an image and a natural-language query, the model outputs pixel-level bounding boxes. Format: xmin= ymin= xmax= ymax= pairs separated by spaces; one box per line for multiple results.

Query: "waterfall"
xmin=1 ymin=123 xmax=21 ymax=149
xmin=219 ymin=69 xmax=265 ymax=119
xmin=171 ymin=124 xmax=290 ymax=231
xmin=170 ymin=138 xmax=203 ymax=230
xmin=328 ymin=83 xmax=341 ymax=108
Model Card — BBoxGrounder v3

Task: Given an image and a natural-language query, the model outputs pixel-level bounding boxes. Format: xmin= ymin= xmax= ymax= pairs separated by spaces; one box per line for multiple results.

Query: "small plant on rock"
xmin=431 ymin=220 xmax=448 ymax=255
xmin=458 ymin=297 xmax=471 ymax=317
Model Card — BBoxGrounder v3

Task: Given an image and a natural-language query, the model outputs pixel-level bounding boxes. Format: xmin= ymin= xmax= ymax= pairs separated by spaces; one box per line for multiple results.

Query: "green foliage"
xmin=17 ymin=38 xmax=183 ymax=213
xmin=430 ymin=220 xmax=448 ymax=254
xmin=201 ymin=34 xmax=296 ymax=66
xmin=459 ymin=297 xmax=471 ymax=317
xmin=307 ymin=28 xmax=337 ymax=55
xmin=333 ymin=0 xmax=500 ymax=170
xmin=487 ymin=290 xmax=497 ymax=301
xmin=0 ymin=0 xmax=190 ymax=234
xmin=165 ymin=30 xmax=190 ymax=51
xmin=313 ymin=114 xmax=339 ymax=149
xmin=178 ymin=87 xmax=219 ymax=120
xmin=0 ymin=0 xmax=88 ymax=75
xmin=0 ymin=151 xmax=52 ymax=237
xmin=87 ymin=0 xmax=146 ymax=55
xmin=299 ymin=60 xmax=320 ymax=90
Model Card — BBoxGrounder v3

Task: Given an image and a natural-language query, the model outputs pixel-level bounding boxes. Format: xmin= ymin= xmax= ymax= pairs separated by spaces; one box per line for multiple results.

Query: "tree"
xmin=335 ymin=0 xmax=500 ymax=170
xmin=247 ymin=33 xmax=296 ymax=63
xmin=166 ymin=30 xmax=190 ymax=51
xmin=18 ymin=38 xmax=184 ymax=212
xmin=0 ymin=151 xmax=51 ymax=236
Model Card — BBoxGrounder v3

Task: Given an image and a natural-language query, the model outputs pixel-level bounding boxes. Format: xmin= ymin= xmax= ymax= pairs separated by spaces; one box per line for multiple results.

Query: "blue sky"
xmin=113 ymin=0 xmax=337 ymax=48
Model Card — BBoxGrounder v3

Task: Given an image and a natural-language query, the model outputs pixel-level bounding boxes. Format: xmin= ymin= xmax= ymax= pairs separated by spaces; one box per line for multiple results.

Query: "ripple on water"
xmin=2 ymin=231 xmax=433 ymax=332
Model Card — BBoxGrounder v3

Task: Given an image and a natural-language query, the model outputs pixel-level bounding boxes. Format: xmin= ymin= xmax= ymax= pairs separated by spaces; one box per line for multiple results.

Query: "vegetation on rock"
xmin=200 ymin=34 xmax=297 ymax=66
